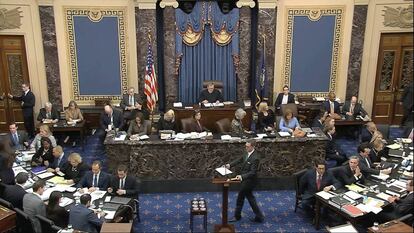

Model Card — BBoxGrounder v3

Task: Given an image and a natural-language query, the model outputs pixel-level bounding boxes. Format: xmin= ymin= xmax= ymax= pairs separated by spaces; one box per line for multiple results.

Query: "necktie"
xmin=120 ymin=179 xmax=124 ymax=189
xmin=57 ymin=156 xmax=62 ymax=167
xmin=245 ymin=154 xmax=249 ymax=161
xmin=129 ymin=96 xmax=133 ymax=106
xmin=13 ymin=133 xmax=19 ymax=145
xmin=365 ymin=158 xmax=371 ymax=168
xmin=350 ymin=104 xmax=354 ymax=114
xmin=316 ymin=175 xmax=322 ymax=190
xmin=93 ymin=175 xmax=98 ymax=187
xmin=330 ymin=102 xmax=334 ymax=114
xmin=47 ymin=112 xmax=51 ymax=119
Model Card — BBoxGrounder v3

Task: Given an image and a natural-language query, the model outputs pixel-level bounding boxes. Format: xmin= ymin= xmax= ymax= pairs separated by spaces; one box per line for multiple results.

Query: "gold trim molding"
xmin=65 ymin=8 xmax=128 ymax=102
xmin=284 ymin=7 xmax=345 ymax=97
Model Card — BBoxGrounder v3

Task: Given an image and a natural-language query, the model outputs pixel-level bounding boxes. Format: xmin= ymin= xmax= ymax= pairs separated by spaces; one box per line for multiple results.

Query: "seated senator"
xmin=323 ymin=92 xmax=341 ymax=120
xmin=64 ymin=100 xmax=84 ymax=122
xmin=279 ymin=109 xmax=300 ymax=133
xmin=127 ymin=112 xmax=149 ymax=136
xmin=8 ymin=122 xmax=29 ymax=150
xmin=31 ymin=137 xmax=54 ymax=167
xmin=96 ymin=103 xmax=124 ymax=142
xmin=60 ymin=153 xmax=89 ymax=185
xmin=0 ymin=139 xmax=16 ymax=185
xmin=37 ymin=101 xmax=60 ymax=123
xmin=341 ymin=96 xmax=368 ymax=119
xmin=30 ymin=124 xmax=57 ymax=151
xmin=312 ymin=111 xmax=328 ymax=129
xmin=324 ymin=125 xmax=347 ymax=166
xmin=157 ymin=109 xmax=178 ymax=132
xmin=47 ymin=191 xmax=69 ymax=229
xmin=335 ymin=156 xmax=365 ymax=186
xmin=299 ymin=158 xmax=341 ymax=211
xmin=69 ymin=194 xmax=105 ymax=233
xmin=120 ymin=87 xmax=147 ymax=121
xmin=274 ymin=85 xmax=295 ymax=110
xmin=378 ymin=179 xmax=413 ymax=223
xmin=231 ymin=108 xmax=251 ymax=135
xmin=369 ymin=138 xmax=386 ymax=163
xmin=256 ymin=102 xmax=275 ymax=132
xmin=357 ymin=143 xmax=391 ymax=177
xmin=198 ymin=82 xmax=224 ymax=104
xmin=361 ymin=121 xmax=378 ymax=143
xmin=3 ymin=172 xmax=29 ymax=210
xmin=78 ymin=160 xmax=110 ymax=192
xmin=188 ymin=110 xmax=208 ymax=133
xmin=108 ymin=164 xmax=139 ymax=198
xmin=47 ymin=146 xmax=68 ymax=172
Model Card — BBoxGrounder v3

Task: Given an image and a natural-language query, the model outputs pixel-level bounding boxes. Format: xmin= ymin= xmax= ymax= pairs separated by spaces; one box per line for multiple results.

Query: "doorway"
xmin=0 ymin=35 xmax=30 ymax=132
xmin=372 ymin=33 xmax=413 ymax=125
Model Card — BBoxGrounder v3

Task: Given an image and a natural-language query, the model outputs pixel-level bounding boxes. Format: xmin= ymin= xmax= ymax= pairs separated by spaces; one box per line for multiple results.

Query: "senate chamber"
xmin=0 ymin=0 xmax=413 ymax=232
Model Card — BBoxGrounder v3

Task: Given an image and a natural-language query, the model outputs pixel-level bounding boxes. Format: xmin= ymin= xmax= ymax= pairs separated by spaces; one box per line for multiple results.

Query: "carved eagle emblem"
xmin=0 ymin=7 xmax=23 ymax=30
xmin=382 ymin=5 xmax=413 ymax=28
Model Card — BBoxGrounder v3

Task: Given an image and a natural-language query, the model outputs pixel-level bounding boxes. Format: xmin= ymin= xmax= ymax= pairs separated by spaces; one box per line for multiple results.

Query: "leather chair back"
xmin=181 ymin=117 xmax=194 ymax=133
xmin=281 ymin=103 xmax=298 ymax=117
xmin=36 ymin=215 xmax=59 ymax=233
xmin=215 ymin=118 xmax=231 ymax=133
xmin=144 ymin=120 xmax=152 ymax=135
xmin=202 ymin=80 xmax=224 ymax=93
xmin=14 ymin=208 xmax=36 ymax=233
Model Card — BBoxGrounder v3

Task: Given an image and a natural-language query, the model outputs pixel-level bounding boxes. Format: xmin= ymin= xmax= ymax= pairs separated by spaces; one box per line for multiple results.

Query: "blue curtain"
xmin=176 ymin=2 xmax=239 ymax=105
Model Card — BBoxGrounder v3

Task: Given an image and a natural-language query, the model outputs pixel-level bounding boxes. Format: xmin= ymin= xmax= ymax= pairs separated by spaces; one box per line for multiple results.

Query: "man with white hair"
xmin=96 ymin=103 xmax=124 ymax=142
xmin=37 ymin=101 xmax=60 ymax=123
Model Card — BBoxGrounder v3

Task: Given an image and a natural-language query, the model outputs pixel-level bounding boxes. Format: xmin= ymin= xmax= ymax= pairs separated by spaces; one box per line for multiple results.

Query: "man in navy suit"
xmin=78 ymin=160 xmax=110 ymax=192
xmin=3 ymin=172 xmax=28 ymax=209
xmin=324 ymin=125 xmax=347 ymax=166
xmin=341 ymin=96 xmax=368 ymax=118
xmin=335 ymin=156 xmax=365 ymax=186
xmin=47 ymin=146 xmax=67 ymax=172
xmin=299 ymin=158 xmax=341 ymax=211
xmin=226 ymin=140 xmax=264 ymax=223
xmin=96 ymin=103 xmax=124 ymax=142
xmin=323 ymin=92 xmax=341 ymax=120
xmin=8 ymin=83 xmax=36 ymax=138
xmin=356 ymin=143 xmax=391 ymax=177
xmin=108 ymin=164 xmax=139 ymax=198
xmin=379 ymin=179 xmax=413 ymax=223
xmin=69 ymin=194 xmax=105 ymax=233
xmin=37 ymin=101 xmax=60 ymax=123
xmin=8 ymin=123 xmax=29 ymax=150
xmin=361 ymin=121 xmax=377 ymax=142
xmin=274 ymin=85 xmax=295 ymax=111
xmin=120 ymin=87 xmax=148 ymax=121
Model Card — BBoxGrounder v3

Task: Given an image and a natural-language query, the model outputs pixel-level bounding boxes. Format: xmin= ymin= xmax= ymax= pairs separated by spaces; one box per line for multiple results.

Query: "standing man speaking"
xmin=226 ymin=139 xmax=264 ymax=223
xmin=8 ymin=83 xmax=36 ymax=138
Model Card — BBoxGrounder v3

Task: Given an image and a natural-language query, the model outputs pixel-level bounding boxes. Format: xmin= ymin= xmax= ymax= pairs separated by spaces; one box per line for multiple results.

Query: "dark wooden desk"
xmin=39 ymin=121 xmax=86 ymax=149
xmin=0 ymin=205 xmax=16 ymax=232
xmin=174 ymin=105 xmax=252 ymax=133
xmin=368 ymin=221 xmax=413 ymax=233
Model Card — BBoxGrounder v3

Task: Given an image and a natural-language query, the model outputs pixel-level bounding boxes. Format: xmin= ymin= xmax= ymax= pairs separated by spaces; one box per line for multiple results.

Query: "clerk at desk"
xmin=198 ymin=82 xmax=224 ymax=104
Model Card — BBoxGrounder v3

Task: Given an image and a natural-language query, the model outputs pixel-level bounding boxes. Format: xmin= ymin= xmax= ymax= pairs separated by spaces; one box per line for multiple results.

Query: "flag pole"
xmin=146 ymin=30 xmax=155 ymax=127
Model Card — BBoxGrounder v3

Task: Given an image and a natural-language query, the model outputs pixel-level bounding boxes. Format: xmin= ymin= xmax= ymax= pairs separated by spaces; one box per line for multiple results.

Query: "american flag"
xmin=144 ymin=42 xmax=158 ymax=112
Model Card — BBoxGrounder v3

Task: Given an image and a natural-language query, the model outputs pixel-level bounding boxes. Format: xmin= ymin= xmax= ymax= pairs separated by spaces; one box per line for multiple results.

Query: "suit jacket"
xmin=312 ymin=118 xmax=324 ymax=129
xmin=393 ymin=192 xmax=413 ymax=217
xmin=401 ymin=83 xmax=413 ymax=110
xmin=127 ymin=120 xmax=149 ymax=136
xmin=64 ymin=108 xmax=83 ymax=121
xmin=23 ymin=192 xmax=46 ymax=233
xmin=257 ymin=110 xmax=275 ymax=131
xmin=61 ymin=162 xmax=89 ymax=184
xmin=69 ymin=204 xmax=104 ymax=233
xmin=274 ymin=93 xmax=295 ymax=109
xmin=31 ymin=147 xmax=54 ymax=167
xmin=8 ymin=130 xmax=29 ymax=150
xmin=299 ymin=169 xmax=341 ymax=200
xmin=37 ymin=107 xmax=60 ymax=122
xmin=49 ymin=153 xmax=68 ymax=170
xmin=157 ymin=117 xmax=178 ymax=132
xmin=361 ymin=127 xmax=373 ymax=143
xmin=120 ymin=94 xmax=143 ymax=110
xmin=187 ymin=119 xmax=207 ymax=133
xmin=198 ymin=89 xmax=223 ymax=103
xmin=336 ymin=165 xmax=365 ymax=186
xmin=357 ymin=154 xmax=380 ymax=176
xmin=78 ymin=171 xmax=110 ymax=190
xmin=47 ymin=205 xmax=69 ymax=229
xmin=230 ymin=150 xmax=260 ymax=189
xmin=110 ymin=175 xmax=139 ymax=198
xmin=12 ymin=90 xmax=35 ymax=116
xmin=0 ymin=153 xmax=15 ymax=185
xmin=341 ymin=101 xmax=367 ymax=117
xmin=100 ymin=109 xmax=124 ymax=130
xmin=3 ymin=184 xmax=26 ymax=209
xmin=323 ymin=100 xmax=340 ymax=114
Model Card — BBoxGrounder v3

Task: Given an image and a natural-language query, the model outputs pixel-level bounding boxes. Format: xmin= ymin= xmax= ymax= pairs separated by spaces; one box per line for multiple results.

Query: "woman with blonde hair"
xmin=65 ymin=100 xmax=84 ymax=122
xmin=369 ymin=138 xmax=385 ymax=163
xmin=60 ymin=153 xmax=89 ymax=185
xmin=157 ymin=109 xmax=178 ymax=132
xmin=30 ymin=124 xmax=57 ymax=151
xmin=256 ymin=102 xmax=275 ymax=132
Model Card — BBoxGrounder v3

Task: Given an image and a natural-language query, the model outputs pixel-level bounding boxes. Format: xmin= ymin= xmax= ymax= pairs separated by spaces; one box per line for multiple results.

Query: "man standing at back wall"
xmin=8 ymin=83 xmax=36 ymax=138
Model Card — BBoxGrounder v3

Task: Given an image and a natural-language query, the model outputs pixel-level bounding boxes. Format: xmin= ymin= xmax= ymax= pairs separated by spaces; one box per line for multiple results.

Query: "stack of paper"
xmin=376 ymin=192 xmax=391 ymax=201
xmin=37 ymin=172 xmax=55 ymax=179
xmin=104 ymin=210 xmax=116 ymax=220
xmin=386 ymin=144 xmax=401 ymax=149
xmin=346 ymin=184 xmax=366 ymax=192
xmin=59 ymin=197 xmax=74 ymax=207
xmin=316 ymin=191 xmax=335 ymax=200
xmin=48 ymin=176 xmax=67 ymax=184
xmin=221 ymin=135 xmax=232 ymax=140
xmin=114 ymin=134 xmax=126 ymax=141
xmin=12 ymin=166 xmax=28 ymax=176
xmin=371 ymin=173 xmax=389 ymax=181
xmin=215 ymin=167 xmax=232 ymax=176
xmin=278 ymin=132 xmax=290 ymax=137
xmin=328 ymin=223 xmax=358 ymax=233
xmin=344 ymin=191 xmax=363 ymax=200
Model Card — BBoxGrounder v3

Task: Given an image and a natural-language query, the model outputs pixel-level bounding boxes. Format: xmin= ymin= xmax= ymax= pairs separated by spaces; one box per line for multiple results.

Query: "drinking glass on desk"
xmin=99 ymin=199 xmax=104 ymax=208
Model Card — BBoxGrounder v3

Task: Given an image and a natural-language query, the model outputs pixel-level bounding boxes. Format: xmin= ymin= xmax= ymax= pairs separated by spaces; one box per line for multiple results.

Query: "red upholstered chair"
xmin=215 ymin=118 xmax=231 ymax=133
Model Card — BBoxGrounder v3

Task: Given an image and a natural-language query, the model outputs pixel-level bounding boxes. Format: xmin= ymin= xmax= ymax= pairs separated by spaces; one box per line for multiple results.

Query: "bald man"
xmin=96 ymin=104 xmax=124 ymax=142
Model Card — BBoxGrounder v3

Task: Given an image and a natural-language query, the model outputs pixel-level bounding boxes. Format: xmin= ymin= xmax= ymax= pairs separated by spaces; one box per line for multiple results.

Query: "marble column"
xmin=39 ymin=6 xmax=63 ymax=110
xmin=163 ymin=7 xmax=178 ymax=109
xmin=346 ymin=5 xmax=368 ymax=100
xmin=237 ymin=7 xmax=251 ymax=102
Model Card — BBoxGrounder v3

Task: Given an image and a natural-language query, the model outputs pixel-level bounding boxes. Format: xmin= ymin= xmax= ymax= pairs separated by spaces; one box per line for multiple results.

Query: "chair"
xmin=180 ymin=117 xmax=194 ymax=133
xmin=144 ymin=120 xmax=152 ymax=135
xmin=0 ymin=197 xmax=14 ymax=209
xmin=202 ymin=80 xmax=224 ymax=94
xmin=14 ymin=207 xmax=36 ymax=233
xmin=376 ymin=124 xmax=390 ymax=139
xmin=134 ymin=198 xmax=141 ymax=222
xmin=293 ymin=168 xmax=308 ymax=212
xmin=215 ymin=118 xmax=231 ymax=133
xmin=329 ymin=166 xmax=344 ymax=185
xmin=36 ymin=215 xmax=59 ymax=233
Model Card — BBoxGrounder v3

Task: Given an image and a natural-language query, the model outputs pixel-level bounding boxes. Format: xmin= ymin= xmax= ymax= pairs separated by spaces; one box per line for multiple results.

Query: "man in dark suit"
xmin=274 ymin=85 xmax=295 ymax=111
xmin=324 ymin=125 xmax=347 ymax=166
xmin=361 ymin=121 xmax=377 ymax=142
xmin=341 ymin=96 xmax=368 ymax=118
xmin=379 ymin=179 xmax=413 ymax=222
xmin=356 ymin=143 xmax=391 ymax=177
xmin=37 ymin=101 xmax=60 ymax=123
xmin=23 ymin=180 xmax=46 ymax=233
xmin=335 ymin=156 xmax=365 ymax=186
xmin=8 ymin=83 xmax=36 ymax=138
xmin=198 ymin=82 xmax=224 ymax=104
xmin=69 ymin=194 xmax=105 ymax=233
xmin=226 ymin=140 xmax=264 ymax=223
xmin=323 ymin=92 xmax=341 ymax=120
xmin=108 ymin=164 xmax=139 ymax=198
xmin=96 ymin=103 xmax=124 ymax=142
xmin=78 ymin=160 xmax=110 ymax=192
xmin=312 ymin=111 xmax=328 ymax=129
xmin=3 ymin=172 xmax=28 ymax=209
xmin=299 ymin=158 xmax=341 ymax=211
xmin=8 ymin=123 xmax=29 ymax=150
xmin=47 ymin=146 xmax=67 ymax=172
xmin=120 ymin=87 xmax=148 ymax=121
xmin=401 ymin=82 xmax=413 ymax=126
